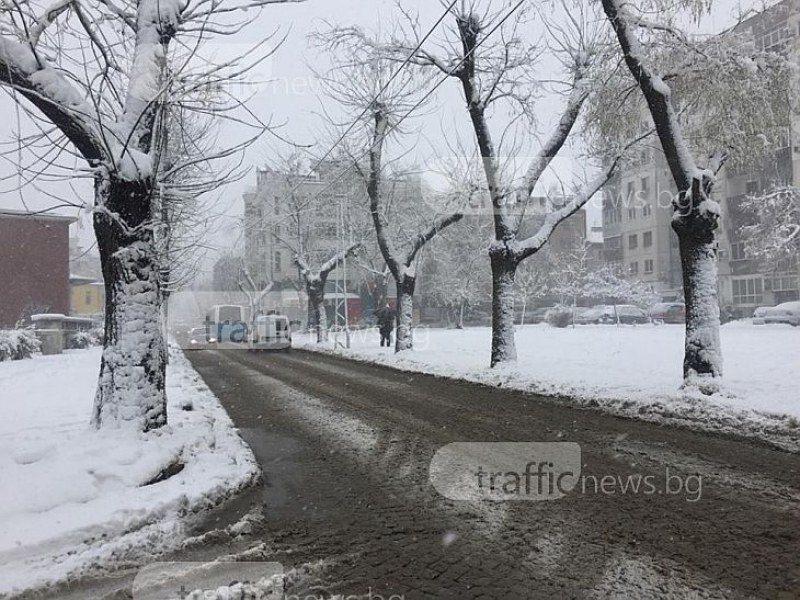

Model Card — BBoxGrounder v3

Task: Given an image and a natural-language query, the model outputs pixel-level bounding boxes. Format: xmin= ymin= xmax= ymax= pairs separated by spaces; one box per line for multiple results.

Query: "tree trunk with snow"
xmin=306 ymin=275 xmax=328 ymax=343
xmin=674 ymin=199 xmax=722 ymax=383
xmin=602 ymin=0 xmax=724 ymax=388
xmin=395 ymin=272 xmax=416 ymax=352
xmin=295 ymin=243 xmax=360 ymax=345
xmin=91 ymin=176 xmax=167 ymax=431
xmin=490 ymin=245 xmax=518 ymax=367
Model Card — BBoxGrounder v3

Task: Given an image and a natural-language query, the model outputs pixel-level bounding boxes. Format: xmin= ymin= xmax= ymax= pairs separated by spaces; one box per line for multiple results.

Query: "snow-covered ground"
xmin=0 ymin=346 xmax=259 ymax=597
xmin=300 ymin=322 xmax=800 ymax=446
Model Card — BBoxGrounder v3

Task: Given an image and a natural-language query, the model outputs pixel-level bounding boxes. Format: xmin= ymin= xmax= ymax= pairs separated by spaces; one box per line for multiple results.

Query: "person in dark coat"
xmin=376 ymin=303 xmax=395 ymax=347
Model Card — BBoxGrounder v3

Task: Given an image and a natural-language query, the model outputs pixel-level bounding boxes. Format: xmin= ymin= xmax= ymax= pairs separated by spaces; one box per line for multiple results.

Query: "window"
xmin=767 ymin=274 xmax=798 ymax=292
xmin=643 ymin=203 xmax=652 ymax=217
xmin=644 ymin=259 xmax=654 ymax=274
xmin=273 ymin=251 xmax=282 ymax=273
xmin=629 ymin=261 xmax=639 ymax=275
xmin=776 ymin=127 xmax=790 ymax=149
xmin=629 ymin=234 xmax=638 ymax=250
xmin=745 ymin=181 xmax=759 ymax=197
xmin=641 ymin=177 xmax=649 ymax=195
xmin=643 ymin=231 xmax=653 ymax=248
xmin=731 ymin=242 xmax=747 ymax=261
xmin=626 ymin=181 xmax=635 ymax=202
xmin=759 ymin=27 xmax=791 ymax=53
xmin=628 ymin=207 xmax=637 ymax=220
xmin=732 ymin=278 xmax=763 ymax=305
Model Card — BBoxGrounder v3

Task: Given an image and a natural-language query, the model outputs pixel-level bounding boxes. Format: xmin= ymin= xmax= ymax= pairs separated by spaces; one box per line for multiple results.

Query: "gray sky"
xmin=0 ymin=0 xmax=752 ymax=272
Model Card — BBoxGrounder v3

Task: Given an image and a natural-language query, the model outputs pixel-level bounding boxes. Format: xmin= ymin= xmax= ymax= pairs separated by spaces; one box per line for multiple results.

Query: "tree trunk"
xmin=91 ymin=176 xmax=167 ymax=431
xmin=490 ymin=246 xmax=518 ymax=367
xmin=458 ymin=298 xmax=465 ymax=329
xmin=674 ymin=214 xmax=723 ymax=389
xmin=307 ymin=276 xmax=328 ymax=343
xmin=395 ymin=273 xmax=416 ymax=352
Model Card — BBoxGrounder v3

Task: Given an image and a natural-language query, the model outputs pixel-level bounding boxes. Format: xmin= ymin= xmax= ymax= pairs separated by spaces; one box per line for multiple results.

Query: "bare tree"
xmin=741 ymin=185 xmax=800 ymax=266
xmin=295 ymin=244 xmax=361 ymax=343
xmin=314 ymin=29 xmax=464 ymax=352
xmin=237 ymin=266 xmax=273 ymax=345
xmin=381 ymin=0 xmax=637 ymax=366
xmin=600 ymin=0 xmax=792 ymax=390
xmin=0 ymin=0 xmax=303 ymax=430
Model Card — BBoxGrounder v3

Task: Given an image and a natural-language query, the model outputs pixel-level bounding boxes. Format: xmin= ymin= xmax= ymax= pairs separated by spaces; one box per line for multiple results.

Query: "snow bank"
xmin=300 ymin=323 xmax=800 ymax=448
xmin=0 ymin=346 xmax=259 ymax=597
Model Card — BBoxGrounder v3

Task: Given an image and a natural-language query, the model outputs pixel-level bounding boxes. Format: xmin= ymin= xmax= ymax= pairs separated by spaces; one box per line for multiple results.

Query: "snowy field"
xmin=0 ymin=346 xmax=259 ymax=597
xmin=300 ymin=322 xmax=800 ymax=445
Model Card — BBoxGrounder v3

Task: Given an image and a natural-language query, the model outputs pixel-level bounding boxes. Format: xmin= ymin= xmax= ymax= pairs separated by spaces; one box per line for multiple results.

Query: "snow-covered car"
xmin=574 ymin=306 xmax=615 ymax=325
xmin=251 ymin=314 xmax=292 ymax=351
xmin=762 ymin=301 xmax=800 ymax=326
xmin=752 ymin=305 xmax=772 ymax=325
xmin=576 ymin=305 xmax=649 ymax=325
xmin=649 ymin=302 xmax=686 ymax=324
xmin=186 ymin=327 xmax=215 ymax=350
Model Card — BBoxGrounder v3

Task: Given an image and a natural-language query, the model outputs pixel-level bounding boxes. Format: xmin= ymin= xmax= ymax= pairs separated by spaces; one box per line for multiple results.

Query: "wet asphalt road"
xmin=177 ymin=348 xmax=800 ymax=600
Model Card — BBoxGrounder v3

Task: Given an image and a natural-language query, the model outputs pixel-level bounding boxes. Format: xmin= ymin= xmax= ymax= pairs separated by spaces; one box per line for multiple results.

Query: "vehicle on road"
xmin=206 ymin=304 xmax=248 ymax=345
xmin=251 ymin=314 xmax=292 ymax=351
xmin=649 ymin=302 xmax=686 ymax=324
xmin=186 ymin=327 xmax=215 ymax=350
xmin=762 ymin=301 xmax=800 ymax=326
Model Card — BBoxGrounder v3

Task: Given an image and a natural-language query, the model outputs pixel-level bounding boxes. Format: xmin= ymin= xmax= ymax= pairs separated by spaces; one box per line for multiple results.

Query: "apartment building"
xmin=242 ymin=161 xmax=432 ymax=325
xmin=716 ymin=0 xmax=800 ymax=315
xmin=602 ymin=0 xmax=800 ymax=310
xmin=602 ymin=152 xmax=684 ymax=300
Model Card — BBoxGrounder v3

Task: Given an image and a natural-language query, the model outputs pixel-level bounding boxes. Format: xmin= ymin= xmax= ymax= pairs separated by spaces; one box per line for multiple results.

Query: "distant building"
xmin=69 ymin=275 xmax=105 ymax=318
xmin=0 ymin=209 xmax=76 ymax=327
xmin=242 ymin=162 xmax=433 ymax=325
xmin=601 ymin=162 xmax=684 ymax=301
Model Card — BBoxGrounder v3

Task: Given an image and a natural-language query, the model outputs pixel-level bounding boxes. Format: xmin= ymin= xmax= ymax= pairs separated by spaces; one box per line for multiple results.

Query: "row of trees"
xmin=0 ymin=0 xmax=793 ymax=432
xmin=293 ymin=0 xmax=790 ymax=394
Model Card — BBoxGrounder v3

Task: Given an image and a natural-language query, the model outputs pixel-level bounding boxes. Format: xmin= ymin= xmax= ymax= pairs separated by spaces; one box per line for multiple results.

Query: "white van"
xmin=251 ymin=314 xmax=292 ymax=351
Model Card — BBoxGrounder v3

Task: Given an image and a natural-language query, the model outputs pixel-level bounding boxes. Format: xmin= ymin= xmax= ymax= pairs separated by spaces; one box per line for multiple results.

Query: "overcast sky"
xmin=0 ymin=0 xmax=753 ymax=274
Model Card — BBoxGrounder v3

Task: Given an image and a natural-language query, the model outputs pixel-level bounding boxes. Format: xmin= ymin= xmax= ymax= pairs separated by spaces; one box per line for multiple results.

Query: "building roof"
xmin=0 ymin=208 xmax=77 ymax=224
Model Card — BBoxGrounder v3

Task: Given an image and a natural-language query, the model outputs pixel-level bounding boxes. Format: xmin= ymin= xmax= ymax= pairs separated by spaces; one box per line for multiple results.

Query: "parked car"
xmin=752 ymin=305 xmax=772 ymax=325
xmin=574 ymin=305 xmax=615 ymax=325
xmin=763 ymin=301 xmax=800 ymax=326
xmin=649 ymin=302 xmax=686 ymax=324
xmin=251 ymin=314 xmax=292 ymax=350
xmin=575 ymin=305 xmax=649 ymax=325
xmin=186 ymin=327 xmax=214 ymax=350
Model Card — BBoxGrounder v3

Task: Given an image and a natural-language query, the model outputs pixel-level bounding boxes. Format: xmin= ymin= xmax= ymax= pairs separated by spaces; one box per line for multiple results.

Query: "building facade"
xmin=242 ymin=161 xmax=433 ymax=326
xmin=0 ymin=209 xmax=76 ymax=327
